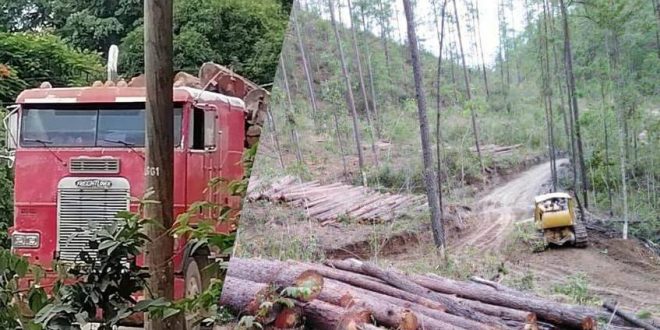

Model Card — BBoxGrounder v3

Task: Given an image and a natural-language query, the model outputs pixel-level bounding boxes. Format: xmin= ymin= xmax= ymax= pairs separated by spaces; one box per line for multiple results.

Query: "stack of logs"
xmin=221 ymin=257 xmax=653 ymax=330
xmin=245 ymin=176 xmax=427 ymax=224
xmin=471 ymin=144 xmax=523 ymax=158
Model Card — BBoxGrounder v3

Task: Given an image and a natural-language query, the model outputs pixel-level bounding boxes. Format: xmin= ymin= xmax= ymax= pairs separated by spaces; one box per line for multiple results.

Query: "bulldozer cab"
xmin=534 ymin=192 xmax=575 ymax=229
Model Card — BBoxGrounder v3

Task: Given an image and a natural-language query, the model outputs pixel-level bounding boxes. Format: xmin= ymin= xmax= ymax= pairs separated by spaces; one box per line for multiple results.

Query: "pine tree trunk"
xmin=360 ymin=6 xmax=382 ymax=139
xmin=433 ymin=0 xmax=449 ymax=209
xmin=403 ymin=0 xmax=445 ymax=251
xmin=329 ymin=0 xmax=367 ymax=185
xmin=292 ymin=4 xmax=320 ymax=127
xmin=607 ymin=30 xmax=630 ymax=240
xmin=452 ymin=0 xmax=484 ymax=171
xmin=377 ymin=0 xmax=392 ymax=75
xmin=447 ymin=20 xmax=459 ymax=104
xmin=541 ymin=0 xmax=557 ymax=189
xmin=653 ymin=0 xmax=660 ymax=57
xmin=279 ymin=54 xmax=304 ymax=165
xmin=600 ymin=81 xmax=614 ymax=215
xmin=559 ymin=0 xmax=588 ymax=211
xmin=266 ymin=107 xmax=285 ymax=169
xmin=393 ymin=3 xmax=408 ymax=85
xmin=348 ymin=0 xmax=379 ymax=167
xmin=473 ymin=0 xmax=490 ymax=98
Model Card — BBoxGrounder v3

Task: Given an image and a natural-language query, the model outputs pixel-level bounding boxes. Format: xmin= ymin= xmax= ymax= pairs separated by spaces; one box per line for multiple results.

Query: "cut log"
xmin=227 ymin=258 xmax=323 ymax=301
xmin=326 ymin=259 xmax=599 ymax=329
xmin=342 ymin=260 xmax=509 ymax=327
xmin=317 ymin=260 xmax=534 ymax=325
xmin=320 ymin=279 xmax=466 ymax=330
xmin=603 ymin=301 xmax=658 ymax=330
xmin=309 ymin=261 xmax=447 ymax=311
xmin=219 ymin=276 xmax=265 ymax=316
xmin=221 ymin=276 xmax=369 ymax=330
xmin=415 ymin=273 xmax=602 ymax=329
xmin=323 ymin=279 xmax=495 ymax=330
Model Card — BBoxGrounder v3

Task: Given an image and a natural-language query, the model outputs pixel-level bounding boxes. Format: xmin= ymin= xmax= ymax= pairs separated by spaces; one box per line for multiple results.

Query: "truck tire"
xmin=184 ymin=257 xmax=211 ymax=330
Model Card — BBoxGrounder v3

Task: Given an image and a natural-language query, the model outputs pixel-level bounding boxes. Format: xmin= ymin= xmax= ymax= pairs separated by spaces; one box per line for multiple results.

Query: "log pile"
xmin=220 ymin=257 xmax=644 ymax=330
xmin=471 ymin=144 xmax=523 ymax=157
xmin=246 ymin=176 xmax=428 ymax=224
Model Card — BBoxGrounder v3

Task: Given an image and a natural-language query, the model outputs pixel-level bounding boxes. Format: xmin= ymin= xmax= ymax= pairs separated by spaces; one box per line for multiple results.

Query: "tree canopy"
xmin=0 ymin=0 xmax=291 ymax=85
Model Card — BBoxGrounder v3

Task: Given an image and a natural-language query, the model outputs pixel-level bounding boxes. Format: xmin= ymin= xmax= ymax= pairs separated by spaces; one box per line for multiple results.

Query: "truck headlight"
xmin=12 ymin=232 xmax=40 ymax=248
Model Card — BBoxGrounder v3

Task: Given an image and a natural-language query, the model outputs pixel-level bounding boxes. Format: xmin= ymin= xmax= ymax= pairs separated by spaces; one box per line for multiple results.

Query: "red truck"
xmin=1 ymin=56 xmax=267 ymax=328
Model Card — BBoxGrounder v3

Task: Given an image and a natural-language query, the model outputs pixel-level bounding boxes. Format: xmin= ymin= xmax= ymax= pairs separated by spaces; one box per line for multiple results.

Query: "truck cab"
xmin=2 ymin=84 xmax=246 ymax=301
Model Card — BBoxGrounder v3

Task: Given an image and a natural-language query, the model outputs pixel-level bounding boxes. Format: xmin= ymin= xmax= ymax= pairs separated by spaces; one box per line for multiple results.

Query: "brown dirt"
xmin=452 ymin=159 xmax=660 ymax=315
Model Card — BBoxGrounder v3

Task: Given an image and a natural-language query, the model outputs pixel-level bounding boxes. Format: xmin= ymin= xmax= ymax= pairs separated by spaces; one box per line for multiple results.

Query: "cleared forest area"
xmin=233 ymin=0 xmax=659 ymax=327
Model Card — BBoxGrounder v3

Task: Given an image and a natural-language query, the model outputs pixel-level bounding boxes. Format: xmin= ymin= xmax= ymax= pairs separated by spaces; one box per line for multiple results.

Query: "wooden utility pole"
xmin=402 ymin=0 xmax=445 ymax=252
xmin=143 ymin=0 xmax=181 ymax=329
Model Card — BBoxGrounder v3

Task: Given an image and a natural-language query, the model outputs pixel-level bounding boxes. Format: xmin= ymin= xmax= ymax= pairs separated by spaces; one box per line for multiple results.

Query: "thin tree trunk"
xmin=473 ymin=0 xmax=490 ymax=98
xmin=542 ymin=0 xmax=557 ymax=189
xmin=348 ymin=0 xmax=379 ymax=167
xmin=653 ymin=0 xmax=660 ymax=57
xmin=433 ymin=0 xmax=449 ymax=210
xmin=360 ymin=6 xmax=382 ymax=139
xmin=447 ymin=18 xmax=459 ymax=104
xmin=600 ymin=81 xmax=613 ymax=215
xmin=497 ymin=0 xmax=511 ymax=113
xmin=402 ymin=0 xmax=445 ymax=251
xmin=292 ymin=3 xmax=320 ymax=127
xmin=559 ymin=0 xmax=588 ymax=211
xmin=266 ymin=107 xmax=285 ymax=169
xmin=608 ymin=30 xmax=629 ymax=239
xmin=452 ymin=0 xmax=484 ymax=171
xmin=377 ymin=0 xmax=392 ymax=75
xmin=393 ymin=2 xmax=408 ymax=84
xmin=329 ymin=0 xmax=367 ymax=185
xmin=280 ymin=54 xmax=304 ymax=165
xmin=548 ymin=1 xmax=571 ymax=154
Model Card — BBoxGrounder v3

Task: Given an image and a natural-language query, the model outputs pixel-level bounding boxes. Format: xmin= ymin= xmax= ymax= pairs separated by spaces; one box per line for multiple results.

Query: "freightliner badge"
xmin=75 ymin=179 xmax=113 ymax=189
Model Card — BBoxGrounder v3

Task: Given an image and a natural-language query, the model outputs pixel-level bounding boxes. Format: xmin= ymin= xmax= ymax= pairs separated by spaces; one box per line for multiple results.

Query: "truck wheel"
xmin=185 ymin=257 xmax=211 ymax=330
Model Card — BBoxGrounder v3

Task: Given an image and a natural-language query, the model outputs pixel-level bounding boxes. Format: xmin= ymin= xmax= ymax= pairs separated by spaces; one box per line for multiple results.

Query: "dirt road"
xmin=453 ymin=159 xmax=568 ymax=251
xmin=454 ymin=160 xmax=660 ymax=314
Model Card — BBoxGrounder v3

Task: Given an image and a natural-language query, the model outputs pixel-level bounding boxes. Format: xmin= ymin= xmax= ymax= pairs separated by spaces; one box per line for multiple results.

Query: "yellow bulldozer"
xmin=532 ymin=192 xmax=588 ymax=252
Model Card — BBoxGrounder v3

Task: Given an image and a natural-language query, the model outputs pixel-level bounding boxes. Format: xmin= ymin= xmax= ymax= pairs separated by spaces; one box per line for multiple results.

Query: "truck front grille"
xmin=57 ymin=179 xmax=129 ymax=261
xmin=69 ymin=157 xmax=120 ymax=174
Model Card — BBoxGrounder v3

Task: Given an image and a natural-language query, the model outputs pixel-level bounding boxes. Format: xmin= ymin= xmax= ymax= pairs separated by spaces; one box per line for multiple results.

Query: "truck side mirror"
xmin=0 ymin=153 xmax=15 ymax=168
xmin=3 ymin=106 xmax=18 ymax=151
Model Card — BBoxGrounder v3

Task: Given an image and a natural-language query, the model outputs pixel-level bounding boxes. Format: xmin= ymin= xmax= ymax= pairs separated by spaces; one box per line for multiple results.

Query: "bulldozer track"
xmin=573 ymin=218 xmax=588 ymax=248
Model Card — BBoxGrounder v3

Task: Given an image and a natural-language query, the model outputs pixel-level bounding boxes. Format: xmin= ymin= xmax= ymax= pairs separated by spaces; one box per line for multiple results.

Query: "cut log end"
xmin=273 ymin=307 xmax=302 ymax=329
xmin=400 ymin=309 xmax=419 ymax=330
xmin=294 ymin=269 xmax=324 ymax=301
xmin=581 ymin=316 xmax=596 ymax=330
xmin=338 ymin=309 xmax=373 ymax=330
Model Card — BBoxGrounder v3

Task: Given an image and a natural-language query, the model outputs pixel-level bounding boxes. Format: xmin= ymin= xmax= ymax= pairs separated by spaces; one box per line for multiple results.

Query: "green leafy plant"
xmin=0 ymin=248 xmax=46 ymax=330
xmin=552 ymin=273 xmax=600 ymax=306
xmin=33 ymin=203 xmax=170 ymax=330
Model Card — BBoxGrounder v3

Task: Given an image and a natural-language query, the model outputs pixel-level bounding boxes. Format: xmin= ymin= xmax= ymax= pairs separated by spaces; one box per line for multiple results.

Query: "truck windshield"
xmin=20 ymin=104 xmax=183 ymax=148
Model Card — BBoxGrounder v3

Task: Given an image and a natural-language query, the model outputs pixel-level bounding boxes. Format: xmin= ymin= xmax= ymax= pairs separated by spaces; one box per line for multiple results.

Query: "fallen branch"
xmin=604 ymin=301 xmax=659 ymax=330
